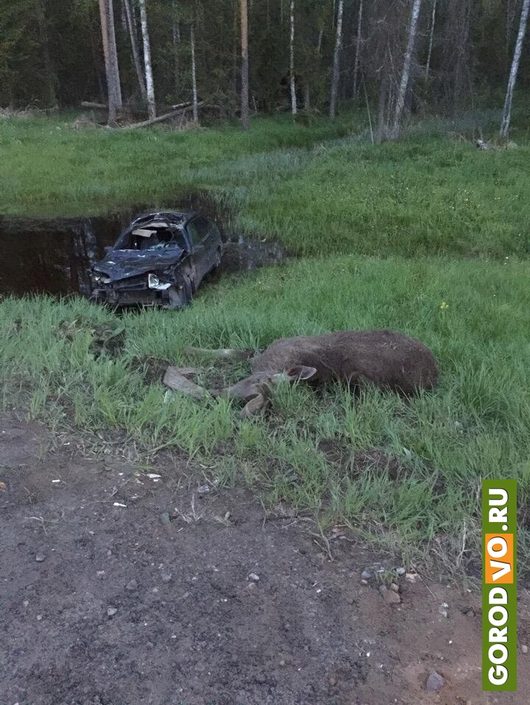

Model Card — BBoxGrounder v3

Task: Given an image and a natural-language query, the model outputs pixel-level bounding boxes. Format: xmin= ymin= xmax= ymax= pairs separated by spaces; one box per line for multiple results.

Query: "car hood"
xmin=93 ymin=247 xmax=187 ymax=282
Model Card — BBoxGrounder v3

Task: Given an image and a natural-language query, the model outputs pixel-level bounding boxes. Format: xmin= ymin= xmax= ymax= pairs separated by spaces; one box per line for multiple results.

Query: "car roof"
xmin=130 ymin=210 xmax=200 ymax=227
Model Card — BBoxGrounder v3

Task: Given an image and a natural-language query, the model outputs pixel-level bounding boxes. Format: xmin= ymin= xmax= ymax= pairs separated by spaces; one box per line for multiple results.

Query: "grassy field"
xmin=0 ymin=113 xmax=356 ymax=216
xmin=1 ymin=112 xmax=528 ymax=257
xmin=1 ymin=112 xmax=529 ymax=575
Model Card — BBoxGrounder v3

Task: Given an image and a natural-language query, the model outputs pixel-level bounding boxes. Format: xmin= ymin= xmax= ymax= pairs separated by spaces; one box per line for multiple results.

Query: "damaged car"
xmin=91 ymin=210 xmax=222 ymax=308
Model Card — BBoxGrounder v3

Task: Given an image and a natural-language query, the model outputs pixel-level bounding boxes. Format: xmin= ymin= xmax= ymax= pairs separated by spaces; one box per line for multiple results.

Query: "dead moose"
xmin=163 ymin=329 xmax=439 ymax=416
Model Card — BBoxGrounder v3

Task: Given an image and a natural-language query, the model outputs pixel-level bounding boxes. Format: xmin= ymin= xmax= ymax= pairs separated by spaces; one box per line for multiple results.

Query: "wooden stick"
xmin=127 ymin=102 xmax=204 ymax=129
xmin=170 ymin=101 xmax=193 ymax=109
xmin=81 ymin=101 xmax=107 ymax=109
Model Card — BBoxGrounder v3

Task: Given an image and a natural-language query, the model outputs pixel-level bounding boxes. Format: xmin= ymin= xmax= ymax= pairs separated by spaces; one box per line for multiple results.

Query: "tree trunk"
xmin=98 ymin=0 xmax=123 ymax=124
xmin=172 ymin=1 xmax=181 ymax=96
xmin=190 ymin=24 xmax=199 ymax=124
xmin=448 ymin=0 xmax=471 ymax=114
xmin=36 ymin=0 xmax=57 ymax=107
xmin=232 ymin=2 xmax=239 ymax=100
xmin=138 ymin=0 xmax=156 ymax=120
xmin=376 ymin=74 xmax=389 ymax=143
xmin=425 ymin=0 xmax=437 ymax=79
xmin=304 ymin=83 xmax=310 ymax=110
xmin=90 ymin=24 xmax=106 ymax=104
xmin=123 ymin=0 xmax=147 ymax=101
xmin=289 ymin=0 xmax=297 ymax=115
xmin=329 ymin=0 xmax=344 ymax=118
xmin=240 ymin=0 xmax=250 ymax=128
xmin=391 ymin=0 xmax=422 ymax=139
xmin=506 ymin=0 xmax=518 ymax=60
xmin=362 ymin=73 xmax=374 ymax=144
xmin=500 ymin=0 xmax=530 ymax=138
xmin=352 ymin=0 xmax=363 ymax=100
xmin=317 ymin=28 xmax=324 ymax=56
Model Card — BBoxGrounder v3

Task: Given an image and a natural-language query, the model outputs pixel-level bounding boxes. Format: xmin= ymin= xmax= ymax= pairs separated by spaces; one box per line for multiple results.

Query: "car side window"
xmin=207 ymin=219 xmax=220 ymax=239
xmin=187 ymin=220 xmax=202 ymax=246
xmin=174 ymin=229 xmax=188 ymax=250
xmin=192 ymin=217 xmax=212 ymax=242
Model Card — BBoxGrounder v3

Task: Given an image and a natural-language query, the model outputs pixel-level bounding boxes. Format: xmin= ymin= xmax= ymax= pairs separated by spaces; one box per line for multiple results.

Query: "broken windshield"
xmin=118 ymin=221 xmax=187 ymax=252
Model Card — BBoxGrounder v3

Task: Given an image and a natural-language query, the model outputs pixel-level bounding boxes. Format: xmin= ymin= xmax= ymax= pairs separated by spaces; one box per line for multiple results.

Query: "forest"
xmin=1 ymin=0 xmax=529 ymax=137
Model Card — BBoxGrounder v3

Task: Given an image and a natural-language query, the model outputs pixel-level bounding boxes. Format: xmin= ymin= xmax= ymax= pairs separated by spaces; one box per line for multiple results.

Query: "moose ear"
xmin=286 ymin=365 xmax=318 ymax=382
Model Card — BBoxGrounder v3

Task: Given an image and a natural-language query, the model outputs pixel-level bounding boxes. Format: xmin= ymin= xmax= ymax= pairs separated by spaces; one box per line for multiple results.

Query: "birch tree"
xmin=289 ymin=0 xmax=297 ymax=115
xmin=391 ymin=0 xmax=422 ymax=139
xmin=138 ymin=0 xmax=156 ymax=119
xmin=352 ymin=0 xmax=363 ymax=100
xmin=172 ymin=1 xmax=181 ymax=96
xmin=425 ymin=0 xmax=436 ymax=79
xmin=3 ymin=0 xmax=526 ymax=120
xmin=190 ymin=23 xmax=199 ymax=123
xmin=240 ymin=0 xmax=250 ymax=129
xmin=329 ymin=0 xmax=343 ymax=118
xmin=122 ymin=0 xmax=146 ymax=100
xmin=98 ymin=0 xmax=122 ymax=123
xmin=500 ymin=0 xmax=530 ymax=138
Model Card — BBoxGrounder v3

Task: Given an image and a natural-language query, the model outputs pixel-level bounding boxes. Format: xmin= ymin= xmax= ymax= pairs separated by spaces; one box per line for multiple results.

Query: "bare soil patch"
xmin=1 ymin=414 xmax=528 ymax=705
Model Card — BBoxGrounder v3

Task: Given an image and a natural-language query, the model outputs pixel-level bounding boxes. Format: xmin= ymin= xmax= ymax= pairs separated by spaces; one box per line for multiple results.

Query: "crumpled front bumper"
xmin=91 ymin=273 xmax=172 ymax=307
xmin=91 ymin=286 xmax=166 ymax=306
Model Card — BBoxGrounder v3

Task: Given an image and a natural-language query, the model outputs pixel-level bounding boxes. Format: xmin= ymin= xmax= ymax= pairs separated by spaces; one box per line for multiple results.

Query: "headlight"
xmin=148 ymin=273 xmax=171 ymax=290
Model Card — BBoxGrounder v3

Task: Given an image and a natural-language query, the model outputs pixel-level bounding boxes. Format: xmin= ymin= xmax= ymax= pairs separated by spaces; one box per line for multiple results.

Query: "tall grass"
xmin=0 ymin=114 xmax=355 ymax=216
xmin=1 ymin=114 xmax=528 ymax=259
xmin=1 ymin=256 xmax=529 ymax=572
xmin=214 ymin=136 xmax=530 ymax=258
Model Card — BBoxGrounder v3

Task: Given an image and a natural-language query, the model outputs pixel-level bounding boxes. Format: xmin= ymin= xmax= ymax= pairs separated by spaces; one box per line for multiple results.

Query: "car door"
xmin=203 ymin=218 xmax=222 ymax=269
xmin=186 ymin=218 xmax=207 ymax=283
xmin=187 ymin=216 xmax=215 ymax=283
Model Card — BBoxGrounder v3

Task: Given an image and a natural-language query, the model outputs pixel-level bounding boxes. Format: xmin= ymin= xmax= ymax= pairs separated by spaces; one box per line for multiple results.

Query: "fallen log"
xmin=126 ymin=102 xmax=204 ymax=129
xmin=170 ymin=101 xmax=193 ymax=110
xmin=81 ymin=101 xmax=107 ymax=110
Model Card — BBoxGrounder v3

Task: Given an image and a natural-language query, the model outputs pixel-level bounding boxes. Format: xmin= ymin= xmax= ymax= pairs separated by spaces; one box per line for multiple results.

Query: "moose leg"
xmin=240 ymin=393 xmax=268 ymax=418
xmin=163 ymin=366 xmax=210 ymax=400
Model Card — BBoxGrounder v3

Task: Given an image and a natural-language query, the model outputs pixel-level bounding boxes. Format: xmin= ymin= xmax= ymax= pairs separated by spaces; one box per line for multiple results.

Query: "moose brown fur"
xmin=166 ymin=330 xmax=439 ymax=416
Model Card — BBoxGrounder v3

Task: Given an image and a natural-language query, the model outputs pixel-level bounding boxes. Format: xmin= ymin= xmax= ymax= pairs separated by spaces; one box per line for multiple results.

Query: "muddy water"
xmin=0 ymin=214 xmax=123 ymax=297
xmin=0 ymin=203 xmax=286 ymax=298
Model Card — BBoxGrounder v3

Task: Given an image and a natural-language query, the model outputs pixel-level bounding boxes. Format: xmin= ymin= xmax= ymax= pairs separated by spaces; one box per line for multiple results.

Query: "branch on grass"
xmin=126 ymin=102 xmax=205 ymax=129
xmin=81 ymin=101 xmax=108 ymax=110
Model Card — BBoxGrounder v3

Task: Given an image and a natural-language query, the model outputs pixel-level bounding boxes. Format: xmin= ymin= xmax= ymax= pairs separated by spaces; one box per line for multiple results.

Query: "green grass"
xmin=1 ymin=113 xmax=529 ymax=575
xmin=216 ymin=136 xmax=530 ymax=257
xmin=1 ymin=256 xmax=529 ymax=573
xmin=1 ymin=113 xmax=528 ymax=258
xmin=0 ymin=113 xmax=356 ymax=216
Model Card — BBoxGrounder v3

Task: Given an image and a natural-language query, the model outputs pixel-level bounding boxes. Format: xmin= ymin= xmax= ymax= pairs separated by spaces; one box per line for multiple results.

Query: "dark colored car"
xmin=91 ymin=210 xmax=222 ymax=308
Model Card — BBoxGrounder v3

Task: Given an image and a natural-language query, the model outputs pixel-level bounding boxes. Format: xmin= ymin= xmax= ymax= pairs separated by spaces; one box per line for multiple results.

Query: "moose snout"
xmin=216 ymin=376 xmax=267 ymax=402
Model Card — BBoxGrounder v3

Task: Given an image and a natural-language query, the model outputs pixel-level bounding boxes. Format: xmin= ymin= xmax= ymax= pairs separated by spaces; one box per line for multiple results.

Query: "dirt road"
xmin=1 ymin=414 xmax=528 ymax=705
